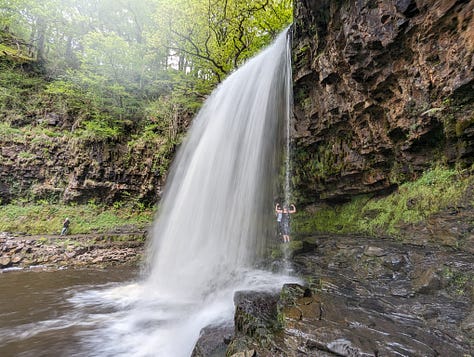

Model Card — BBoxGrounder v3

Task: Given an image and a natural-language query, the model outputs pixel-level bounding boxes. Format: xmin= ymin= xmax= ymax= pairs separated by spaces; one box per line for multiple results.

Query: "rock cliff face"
xmin=292 ymin=0 xmax=474 ymax=204
xmin=0 ymin=130 xmax=170 ymax=204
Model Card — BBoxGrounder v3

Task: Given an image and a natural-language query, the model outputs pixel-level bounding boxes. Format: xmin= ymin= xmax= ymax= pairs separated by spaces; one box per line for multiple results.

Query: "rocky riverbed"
xmin=0 ymin=231 xmax=145 ymax=269
xmin=2 ymin=229 xmax=472 ymax=356
xmin=195 ymin=235 xmax=473 ymax=357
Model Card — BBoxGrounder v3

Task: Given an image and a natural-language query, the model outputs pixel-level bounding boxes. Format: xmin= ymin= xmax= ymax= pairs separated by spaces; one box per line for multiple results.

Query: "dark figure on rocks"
xmin=60 ymin=217 xmax=70 ymax=236
xmin=275 ymin=203 xmax=296 ymax=243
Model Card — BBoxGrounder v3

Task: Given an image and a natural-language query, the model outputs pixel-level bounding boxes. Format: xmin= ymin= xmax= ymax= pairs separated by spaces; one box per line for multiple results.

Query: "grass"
xmin=1 ymin=166 xmax=471 ymax=238
xmin=293 ymin=166 xmax=473 ymax=237
xmin=0 ymin=201 xmax=154 ymax=235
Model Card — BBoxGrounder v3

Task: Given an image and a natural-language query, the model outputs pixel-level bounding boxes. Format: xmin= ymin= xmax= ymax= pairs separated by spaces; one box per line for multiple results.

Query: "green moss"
xmin=293 ymin=166 xmax=472 ymax=238
xmin=0 ymin=43 xmax=33 ymax=62
xmin=442 ymin=267 xmax=473 ymax=296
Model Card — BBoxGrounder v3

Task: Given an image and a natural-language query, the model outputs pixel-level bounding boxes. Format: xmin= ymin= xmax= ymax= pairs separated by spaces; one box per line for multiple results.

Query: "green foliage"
xmin=0 ymin=122 xmax=22 ymax=140
xmin=0 ymin=61 xmax=47 ymax=116
xmin=78 ymin=119 xmax=121 ymax=141
xmin=442 ymin=267 xmax=472 ymax=296
xmin=0 ymin=0 xmax=292 ymax=132
xmin=293 ymin=167 xmax=472 ymax=237
xmin=150 ymin=0 xmax=292 ymax=83
xmin=0 ymin=202 xmax=154 ymax=235
xmin=0 ymin=0 xmax=294 ymax=206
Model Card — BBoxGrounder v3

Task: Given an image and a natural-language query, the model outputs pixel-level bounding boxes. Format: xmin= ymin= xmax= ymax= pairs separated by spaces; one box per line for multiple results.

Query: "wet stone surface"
xmin=0 ymin=232 xmax=145 ymax=269
xmin=221 ymin=235 xmax=473 ymax=356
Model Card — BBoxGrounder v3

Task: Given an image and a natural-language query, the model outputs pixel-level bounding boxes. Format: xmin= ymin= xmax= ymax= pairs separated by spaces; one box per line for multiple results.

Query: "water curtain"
xmin=145 ymin=28 xmax=293 ymax=299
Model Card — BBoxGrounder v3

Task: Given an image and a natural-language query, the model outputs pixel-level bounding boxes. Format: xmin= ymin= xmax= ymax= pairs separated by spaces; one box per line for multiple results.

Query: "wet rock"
xmin=0 ymin=256 xmax=11 ymax=267
xmin=11 ymin=254 xmax=23 ymax=264
xmin=390 ymin=285 xmax=412 ymax=297
xmin=229 ymin=350 xmax=256 ymax=357
xmin=382 ymin=254 xmax=407 ymax=271
xmin=231 ymin=235 xmax=472 ymax=356
xmin=233 ymin=290 xmax=280 ymax=338
xmin=463 ymin=234 xmax=474 ymax=254
xmin=461 ymin=311 xmax=474 ymax=336
xmin=226 ymin=291 xmax=280 ymax=356
xmin=413 ymin=267 xmax=441 ymax=294
xmin=364 ymin=246 xmax=386 ymax=257
xmin=191 ymin=324 xmax=233 ymax=357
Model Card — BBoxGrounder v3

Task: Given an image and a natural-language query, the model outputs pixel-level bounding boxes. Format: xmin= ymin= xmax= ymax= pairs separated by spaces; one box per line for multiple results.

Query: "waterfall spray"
xmin=283 ymin=29 xmax=293 ymax=210
xmin=76 ymin=28 xmax=298 ymax=357
xmin=144 ymin=28 xmax=293 ymax=299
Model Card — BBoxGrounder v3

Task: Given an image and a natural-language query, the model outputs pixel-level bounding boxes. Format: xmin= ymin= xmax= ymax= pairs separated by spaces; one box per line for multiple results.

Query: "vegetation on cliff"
xmin=291 ymin=0 xmax=474 ymax=205
xmin=0 ymin=200 xmax=153 ymax=235
xmin=293 ymin=166 xmax=473 ymax=241
xmin=0 ymin=0 xmax=292 ymax=206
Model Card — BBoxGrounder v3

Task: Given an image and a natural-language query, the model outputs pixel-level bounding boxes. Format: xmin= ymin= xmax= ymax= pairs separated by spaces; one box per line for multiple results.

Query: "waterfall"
xmin=283 ymin=29 xmax=293 ymax=210
xmin=145 ymin=28 xmax=293 ymax=299
xmin=75 ymin=28 xmax=298 ymax=357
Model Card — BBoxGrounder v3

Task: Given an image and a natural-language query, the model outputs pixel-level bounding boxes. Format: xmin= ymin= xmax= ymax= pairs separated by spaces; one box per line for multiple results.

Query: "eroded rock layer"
xmin=225 ymin=235 xmax=473 ymax=356
xmin=292 ymin=0 xmax=474 ymax=203
xmin=0 ymin=133 xmax=168 ymax=204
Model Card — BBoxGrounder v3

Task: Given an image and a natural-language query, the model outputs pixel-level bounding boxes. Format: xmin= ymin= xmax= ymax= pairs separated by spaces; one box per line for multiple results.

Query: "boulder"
xmin=0 ymin=256 xmax=11 ymax=267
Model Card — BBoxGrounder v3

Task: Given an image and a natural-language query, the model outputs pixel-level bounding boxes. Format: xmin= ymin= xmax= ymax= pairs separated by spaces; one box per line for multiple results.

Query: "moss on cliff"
xmin=292 ymin=166 xmax=473 ymax=238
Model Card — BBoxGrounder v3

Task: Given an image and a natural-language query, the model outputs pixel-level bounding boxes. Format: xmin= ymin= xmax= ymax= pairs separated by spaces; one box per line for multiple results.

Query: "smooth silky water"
xmin=0 ymin=28 xmax=298 ymax=357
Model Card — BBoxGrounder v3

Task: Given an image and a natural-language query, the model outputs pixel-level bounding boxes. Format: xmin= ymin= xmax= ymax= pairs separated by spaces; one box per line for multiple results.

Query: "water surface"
xmin=0 ymin=267 xmax=138 ymax=357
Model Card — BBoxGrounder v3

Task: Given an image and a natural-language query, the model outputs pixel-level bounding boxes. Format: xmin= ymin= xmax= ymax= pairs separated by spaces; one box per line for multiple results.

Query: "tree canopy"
xmin=0 ymin=0 xmax=292 ymax=145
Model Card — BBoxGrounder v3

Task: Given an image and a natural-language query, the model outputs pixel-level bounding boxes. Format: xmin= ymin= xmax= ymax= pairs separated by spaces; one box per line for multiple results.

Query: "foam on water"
xmin=0 ymin=28 xmax=297 ymax=357
xmin=73 ymin=269 xmax=297 ymax=356
xmin=79 ymin=28 xmax=297 ymax=356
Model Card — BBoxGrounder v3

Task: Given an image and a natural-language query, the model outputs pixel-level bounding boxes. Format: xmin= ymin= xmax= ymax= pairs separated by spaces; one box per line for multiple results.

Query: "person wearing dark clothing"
xmin=60 ymin=217 xmax=70 ymax=236
xmin=275 ymin=204 xmax=296 ymax=242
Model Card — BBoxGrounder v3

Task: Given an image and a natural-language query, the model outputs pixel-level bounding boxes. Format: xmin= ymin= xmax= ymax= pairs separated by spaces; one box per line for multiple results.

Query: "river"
xmin=0 ymin=266 xmax=297 ymax=357
xmin=0 ymin=267 xmax=139 ymax=357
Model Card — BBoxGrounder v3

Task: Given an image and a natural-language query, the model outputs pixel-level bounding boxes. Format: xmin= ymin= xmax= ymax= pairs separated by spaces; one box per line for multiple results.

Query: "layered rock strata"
xmin=292 ymin=0 xmax=474 ymax=203
xmin=0 ymin=132 xmax=168 ymax=204
xmin=224 ymin=234 xmax=473 ymax=356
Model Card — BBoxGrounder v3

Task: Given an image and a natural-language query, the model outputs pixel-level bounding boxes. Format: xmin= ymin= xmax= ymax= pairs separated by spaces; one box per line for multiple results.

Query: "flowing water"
xmin=0 ymin=29 xmax=298 ymax=356
xmin=0 ymin=267 xmax=139 ymax=357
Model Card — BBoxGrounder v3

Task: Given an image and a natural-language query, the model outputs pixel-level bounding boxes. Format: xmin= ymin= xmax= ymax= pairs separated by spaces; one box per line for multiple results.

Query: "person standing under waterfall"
xmin=275 ymin=203 xmax=296 ymax=243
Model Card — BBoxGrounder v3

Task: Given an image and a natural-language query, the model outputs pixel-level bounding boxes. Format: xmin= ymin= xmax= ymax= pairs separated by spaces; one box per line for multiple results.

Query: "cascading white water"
xmin=66 ymin=28 xmax=299 ymax=357
xmin=283 ymin=30 xmax=293 ymax=210
xmin=145 ymin=28 xmax=293 ymax=299
xmin=0 ymin=28 xmax=297 ymax=357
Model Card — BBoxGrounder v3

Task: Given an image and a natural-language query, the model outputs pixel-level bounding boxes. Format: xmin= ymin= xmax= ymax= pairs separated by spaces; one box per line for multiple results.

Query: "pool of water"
xmin=0 ymin=267 xmax=139 ymax=357
xmin=0 ymin=266 xmax=297 ymax=357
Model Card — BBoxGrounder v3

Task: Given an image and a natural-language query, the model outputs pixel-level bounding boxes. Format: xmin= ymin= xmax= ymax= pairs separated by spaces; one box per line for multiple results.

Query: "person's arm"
xmin=289 ymin=204 xmax=296 ymax=213
xmin=275 ymin=203 xmax=282 ymax=213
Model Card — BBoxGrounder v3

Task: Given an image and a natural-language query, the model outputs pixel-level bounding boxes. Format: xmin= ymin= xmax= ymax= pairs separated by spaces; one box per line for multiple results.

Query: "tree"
xmin=0 ymin=0 xmax=293 ymax=142
xmin=149 ymin=0 xmax=292 ymax=83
